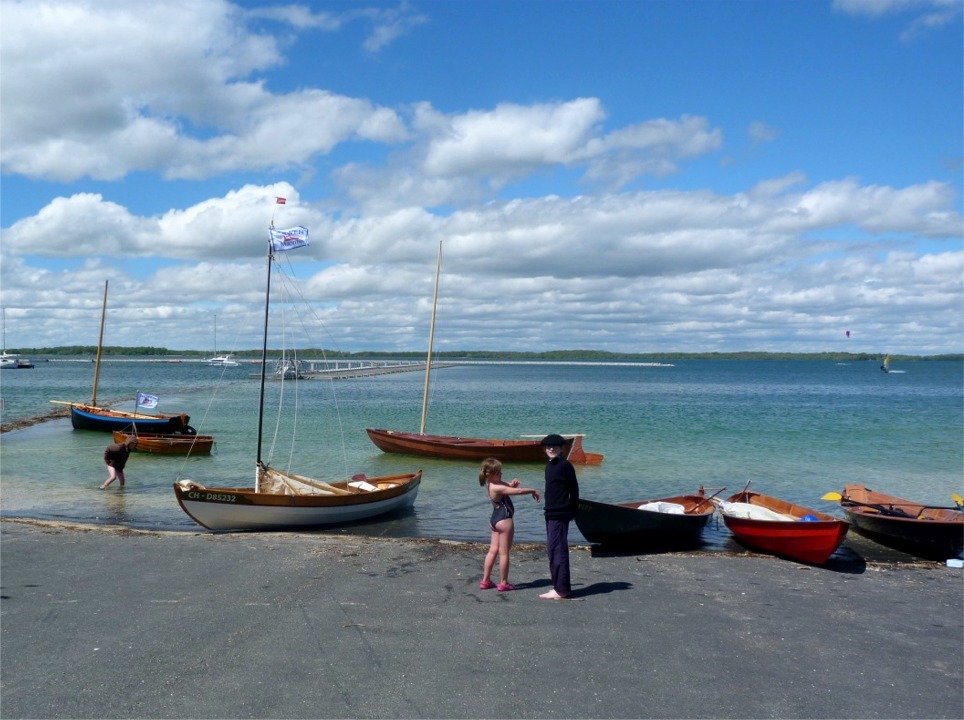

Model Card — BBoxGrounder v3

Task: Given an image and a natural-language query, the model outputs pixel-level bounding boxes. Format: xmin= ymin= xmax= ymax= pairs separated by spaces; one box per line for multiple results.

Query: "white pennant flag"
xmin=136 ymin=392 xmax=159 ymax=409
xmin=269 ymin=226 xmax=309 ymax=253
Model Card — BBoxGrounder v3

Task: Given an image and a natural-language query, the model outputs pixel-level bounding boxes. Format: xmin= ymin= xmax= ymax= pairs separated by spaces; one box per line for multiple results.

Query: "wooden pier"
xmin=251 ymin=360 xmax=454 ymax=380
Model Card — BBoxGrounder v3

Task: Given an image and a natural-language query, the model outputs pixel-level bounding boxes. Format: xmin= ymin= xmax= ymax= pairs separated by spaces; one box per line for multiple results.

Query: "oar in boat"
xmin=730 ymin=479 xmax=752 ymax=502
xmin=821 ymin=492 xmax=959 ymax=517
xmin=693 ymin=486 xmax=728 ymax=511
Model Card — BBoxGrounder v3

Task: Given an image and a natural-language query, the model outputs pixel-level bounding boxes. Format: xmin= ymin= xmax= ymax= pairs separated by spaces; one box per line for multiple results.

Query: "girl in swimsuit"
xmin=478 ymin=457 xmax=541 ymax=592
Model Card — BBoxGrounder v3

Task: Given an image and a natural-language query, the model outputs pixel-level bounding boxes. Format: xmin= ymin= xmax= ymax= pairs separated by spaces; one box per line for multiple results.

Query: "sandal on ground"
xmin=479 ymin=579 xmax=496 ymax=590
xmin=496 ymin=582 xmax=515 ymax=592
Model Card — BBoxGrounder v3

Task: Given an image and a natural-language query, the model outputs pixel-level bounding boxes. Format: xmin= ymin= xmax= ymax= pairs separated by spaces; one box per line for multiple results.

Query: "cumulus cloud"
xmin=334 ymin=104 xmax=724 ymax=212
xmin=2 ymin=184 xmax=330 ymax=260
xmin=416 ymin=102 xmax=721 ymax=182
xmin=0 ymin=0 xmax=408 ymax=181
xmin=2 ymin=176 xmax=960 ymax=352
xmin=0 ymin=0 xmax=960 ymax=354
xmin=0 ymin=0 xmax=713 ymax=195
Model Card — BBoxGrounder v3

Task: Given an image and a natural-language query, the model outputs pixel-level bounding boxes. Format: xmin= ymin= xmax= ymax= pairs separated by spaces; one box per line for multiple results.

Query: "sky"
xmin=1 ymin=0 xmax=962 ymax=355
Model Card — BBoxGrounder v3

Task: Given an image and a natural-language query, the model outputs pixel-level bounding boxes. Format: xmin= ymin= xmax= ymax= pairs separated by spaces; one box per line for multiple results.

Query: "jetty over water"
xmin=252 ymin=360 xmax=455 ymax=380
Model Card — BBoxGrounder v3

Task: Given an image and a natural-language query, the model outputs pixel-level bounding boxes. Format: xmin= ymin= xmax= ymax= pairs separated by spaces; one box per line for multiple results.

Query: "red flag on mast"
xmin=275 ymin=197 xmax=286 ymax=204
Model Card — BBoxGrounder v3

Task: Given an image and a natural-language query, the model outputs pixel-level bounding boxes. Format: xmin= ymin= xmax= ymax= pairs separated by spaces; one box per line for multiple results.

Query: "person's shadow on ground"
xmin=571 ymin=581 xmax=632 ymax=597
xmin=513 ymin=578 xmax=633 ymax=598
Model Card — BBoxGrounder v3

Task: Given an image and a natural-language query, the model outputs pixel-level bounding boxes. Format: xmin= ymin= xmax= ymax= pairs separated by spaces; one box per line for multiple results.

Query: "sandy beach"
xmin=1 ymin=518 xmax=961 ymax=719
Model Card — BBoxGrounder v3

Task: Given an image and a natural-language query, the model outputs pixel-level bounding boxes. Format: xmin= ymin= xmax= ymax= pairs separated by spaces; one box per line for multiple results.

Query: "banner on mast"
xmin=269 ymin=226 xmax=309 ymax=253
xmin=136 ymin=392 xmax=159 ymax=409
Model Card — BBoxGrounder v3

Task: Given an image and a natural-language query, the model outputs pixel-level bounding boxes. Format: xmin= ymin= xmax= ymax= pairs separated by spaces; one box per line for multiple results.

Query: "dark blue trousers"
xmin=545 ymin=518 xmax=571 ymax=595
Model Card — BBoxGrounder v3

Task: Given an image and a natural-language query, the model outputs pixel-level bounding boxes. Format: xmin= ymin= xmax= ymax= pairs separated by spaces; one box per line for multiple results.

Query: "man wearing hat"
xmin=540 ymin=433 xmax=579 ymax=599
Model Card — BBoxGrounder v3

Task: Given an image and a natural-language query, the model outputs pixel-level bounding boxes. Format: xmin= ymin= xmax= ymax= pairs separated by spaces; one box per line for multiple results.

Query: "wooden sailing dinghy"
xmin=366 ymin=240 xmax=603 ymax=465
xmin=173 ymin=221 xmax=420 ymax=532
xmin=366 ymin=428 xmax=601 ymax=464
xmin=50 ymin=281 xmax=191 ymax=433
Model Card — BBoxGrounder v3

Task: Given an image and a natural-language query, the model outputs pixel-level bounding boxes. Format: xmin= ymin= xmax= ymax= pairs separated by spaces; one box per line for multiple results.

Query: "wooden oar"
xmin=821 ymin=491 xmax=911 ymax=517
xmin=820 ymin=492 xmax=960 ymax=516
xmin=731 ymin=479 xmax=752 ymax=503
xmin=692 ymin=486 xmax=727 ymax=511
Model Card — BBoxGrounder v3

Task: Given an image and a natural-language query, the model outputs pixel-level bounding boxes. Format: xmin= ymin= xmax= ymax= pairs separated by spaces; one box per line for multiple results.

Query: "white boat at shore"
xmin=173 ymin=221 xmax=421 ymax=532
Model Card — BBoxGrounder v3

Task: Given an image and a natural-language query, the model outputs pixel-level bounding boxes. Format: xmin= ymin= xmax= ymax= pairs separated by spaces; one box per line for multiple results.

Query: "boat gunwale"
xmin=841 ymin=484 xmax=964 ymax=525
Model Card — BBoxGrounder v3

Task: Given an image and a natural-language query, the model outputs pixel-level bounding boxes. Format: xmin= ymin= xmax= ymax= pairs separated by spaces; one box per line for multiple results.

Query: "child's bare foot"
xmin=539 ymin=589 xmax=569 ymax=600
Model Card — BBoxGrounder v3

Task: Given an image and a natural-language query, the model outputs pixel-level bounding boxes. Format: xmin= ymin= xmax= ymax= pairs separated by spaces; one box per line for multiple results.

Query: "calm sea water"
xmin=1 ymin=358 xmax=961 ymax=556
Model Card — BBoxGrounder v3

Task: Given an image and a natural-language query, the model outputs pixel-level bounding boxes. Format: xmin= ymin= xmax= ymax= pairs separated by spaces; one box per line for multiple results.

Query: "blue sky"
xmin=1 ymin=0 xmax=961 ymax=354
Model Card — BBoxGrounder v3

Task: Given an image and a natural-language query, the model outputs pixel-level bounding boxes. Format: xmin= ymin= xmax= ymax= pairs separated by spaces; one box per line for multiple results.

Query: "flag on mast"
xmin=275 ymin=197 xmax=286 ymax=204
xmin=136 ymin=392 xmax=159 ymax=409
xmin=269 ymin=226 xmax=309 ymax=253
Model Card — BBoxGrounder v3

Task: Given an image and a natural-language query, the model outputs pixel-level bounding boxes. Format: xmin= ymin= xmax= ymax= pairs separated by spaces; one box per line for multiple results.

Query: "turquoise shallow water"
xmin=1 ymin=358 xmax=961 ymax=553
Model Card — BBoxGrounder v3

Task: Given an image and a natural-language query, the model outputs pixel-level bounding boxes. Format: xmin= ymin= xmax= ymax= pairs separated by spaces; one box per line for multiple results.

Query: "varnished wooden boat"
xmin=575 ymin=492 xmax=716 ymax=547
xmin=713 ymin=489 xmax=849 ymax=565
xmin=113 ymin=429 xmax=214 ymax=456
xmin=837 ymin=484 xmax=963 ymax=559
xmin=173 ymin=224 xmax=422 ymax=533
xmin=174 ymin=468 xmax=421 ymax=532
xmin=365 ymin=242 xmax=602 ymax=466
xmin=365 ymin=428 xmax=603 ymax=464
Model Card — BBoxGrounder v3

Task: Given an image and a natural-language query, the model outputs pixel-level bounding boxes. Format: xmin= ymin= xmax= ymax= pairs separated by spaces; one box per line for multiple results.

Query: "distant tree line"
xmin=10 ymin=346 xmax=962 ymax=362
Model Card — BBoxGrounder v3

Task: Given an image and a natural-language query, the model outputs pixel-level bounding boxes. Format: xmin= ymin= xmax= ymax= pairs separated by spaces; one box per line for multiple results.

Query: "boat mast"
xmin=419 ymin=239 xmax=442 ymax=435
xmin=91 ymin=280 xmax=108 ymax=406
xmin=256 ymin=243 xmax=273 ymax=467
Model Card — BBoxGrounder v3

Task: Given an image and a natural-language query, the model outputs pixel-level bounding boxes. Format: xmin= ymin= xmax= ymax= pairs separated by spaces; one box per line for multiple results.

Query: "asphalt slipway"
xmin=1 ymin=519 xmax=961 ymax=720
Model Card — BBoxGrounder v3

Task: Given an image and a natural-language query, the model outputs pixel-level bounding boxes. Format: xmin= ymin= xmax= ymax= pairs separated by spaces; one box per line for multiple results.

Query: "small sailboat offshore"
xmin=366 ymin=239 xmax=603 ymax=464
xmin=1 ymin=308 xmax=34 ymax=369
xmin=879 ymin=354 xmax=905 ymax=374
xmin=204 ymin=315 xmax=240 ymax=366
xmin=174 ymin=219 xmax=421 ymax=532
